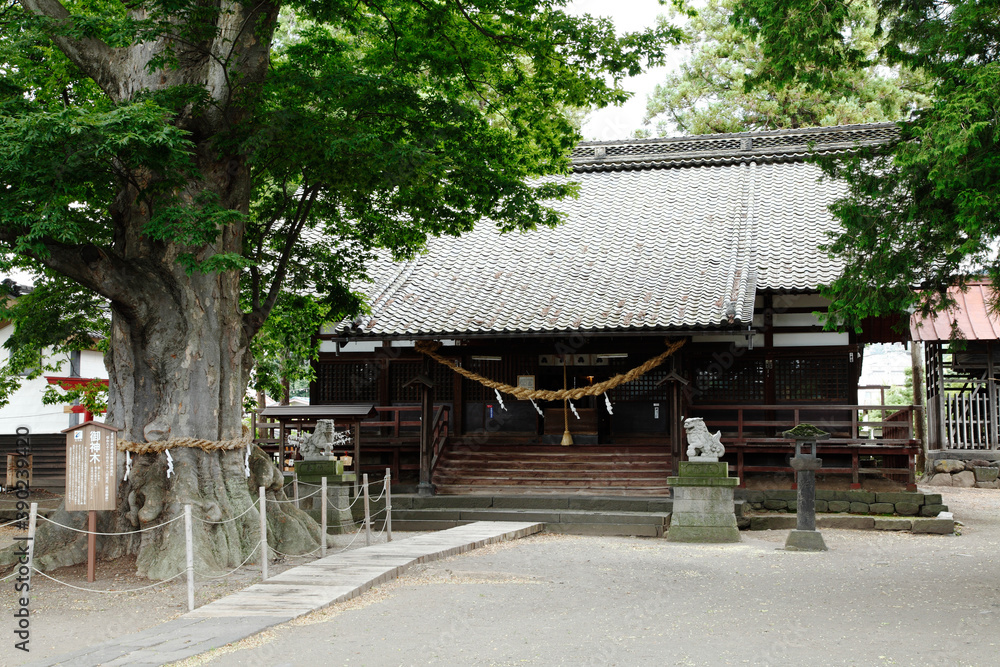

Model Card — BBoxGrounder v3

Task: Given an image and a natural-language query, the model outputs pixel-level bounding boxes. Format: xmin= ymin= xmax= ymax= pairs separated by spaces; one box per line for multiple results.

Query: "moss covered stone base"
xmin=667 ymin=465 xmax=741 ymax=543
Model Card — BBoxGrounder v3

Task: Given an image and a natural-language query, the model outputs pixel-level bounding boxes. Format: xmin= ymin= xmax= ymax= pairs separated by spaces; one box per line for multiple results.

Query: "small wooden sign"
xmin=62 ymin=421 xmax=120 ymax=511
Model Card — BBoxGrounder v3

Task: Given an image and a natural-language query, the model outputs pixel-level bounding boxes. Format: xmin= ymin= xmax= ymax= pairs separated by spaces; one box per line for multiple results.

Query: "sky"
xmin=567 ymin=0 xmax=688 ymax=141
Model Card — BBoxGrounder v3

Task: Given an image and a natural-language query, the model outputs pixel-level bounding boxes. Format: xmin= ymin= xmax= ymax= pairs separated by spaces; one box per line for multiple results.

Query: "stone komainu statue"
xmin=684 ymin=417 xmax=725 ymax=460
xmin=291 ymin=420 xmax=346 ymax=459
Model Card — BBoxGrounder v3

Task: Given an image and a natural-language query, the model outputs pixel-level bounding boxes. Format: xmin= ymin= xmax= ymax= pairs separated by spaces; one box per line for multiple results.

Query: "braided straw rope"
xmin=117 ymin=426 xmax=253 ymax=454
xmin=414 ymin=339 xmax=685 ymax=401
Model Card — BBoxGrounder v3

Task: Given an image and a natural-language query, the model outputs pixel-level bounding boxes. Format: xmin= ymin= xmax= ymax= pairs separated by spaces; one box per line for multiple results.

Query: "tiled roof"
xmin=339 ymin=123 xmax=897 ymax=339
xmin=570 ymin=122 xmax=898 ymax=172
xmin=910 ymin=282 xmax=1000 ymax=342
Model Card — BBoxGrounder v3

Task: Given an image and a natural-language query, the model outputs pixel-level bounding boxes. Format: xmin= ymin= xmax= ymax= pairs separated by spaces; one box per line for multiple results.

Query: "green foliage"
xmin=249 ymin=293 xmax=348 ymax=403
xmin=731 ymin=0 xmax=1000 ymax=329
xmin=0 ymin=0 xmax=683 ymax=407
xmin=885 ymin=367 xmax=913 ymax=407
xmin=643 ymin=0 xmax=930 ymax=136
xmin=42 ymin=378 xmax=108 ymax=416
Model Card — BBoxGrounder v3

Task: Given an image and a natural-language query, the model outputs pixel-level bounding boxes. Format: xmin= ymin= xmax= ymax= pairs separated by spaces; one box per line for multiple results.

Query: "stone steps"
xmin=362 ymin=494 xmax=748 ymax=538
xmin=391 ymin=508 xmax=671 ymax=537
xmin=433 ymin=444 xmax=671 ymax=495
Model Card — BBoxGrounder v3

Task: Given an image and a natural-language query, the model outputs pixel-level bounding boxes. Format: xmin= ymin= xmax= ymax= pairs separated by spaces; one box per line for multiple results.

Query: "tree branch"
xmin=0 ymin=230 xmax=144 ymax=311
xmin=243 ymin=187 xmax=317 ymax=338
xmin=18 ymin=0 xmax=123 ymax=98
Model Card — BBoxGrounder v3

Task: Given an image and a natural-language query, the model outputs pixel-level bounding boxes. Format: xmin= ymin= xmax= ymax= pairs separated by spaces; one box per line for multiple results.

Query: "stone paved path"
xmin=25 ymin=521 xmax=542 ymax=667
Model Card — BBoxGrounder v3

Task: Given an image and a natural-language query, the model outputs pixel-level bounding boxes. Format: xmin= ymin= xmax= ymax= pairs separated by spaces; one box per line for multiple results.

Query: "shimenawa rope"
xmin=118 ymin=426 xmax=253 ymax=454
xmin=414 ymin=339 xmax=685 ymax=401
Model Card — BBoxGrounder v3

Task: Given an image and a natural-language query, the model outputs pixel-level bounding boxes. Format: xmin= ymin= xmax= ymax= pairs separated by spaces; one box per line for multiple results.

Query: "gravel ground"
xmin=2 ymin=487 xmax=998 ymax=667
xmin=184 ymin=487 xmax=1000 ymax=667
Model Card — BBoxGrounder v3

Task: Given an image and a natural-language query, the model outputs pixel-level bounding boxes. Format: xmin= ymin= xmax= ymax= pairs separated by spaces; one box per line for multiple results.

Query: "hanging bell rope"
xmin=413 ymin=339 xmax=685 ymax=401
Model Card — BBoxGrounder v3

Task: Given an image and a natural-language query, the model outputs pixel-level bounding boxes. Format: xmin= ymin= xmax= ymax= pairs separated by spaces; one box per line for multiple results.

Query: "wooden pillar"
xmin=418 ymin=383 xmax=435 ymax=496
xmin=453 ymin=351 xmax=464 ymax=436
xmin=670 ymin=380 xmax=683 ymax=478
xmin=353 ymin=422 xmax=361 ymax=495
xmin=911 ymin=342 xmax=928 ymax=469
xmin=987 ymin=342 xmax=997 ymax=450
xmin=936 ymin=343 xmax=947 ymax=449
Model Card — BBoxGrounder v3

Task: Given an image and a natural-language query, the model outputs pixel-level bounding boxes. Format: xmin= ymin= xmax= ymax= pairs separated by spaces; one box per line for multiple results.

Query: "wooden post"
xmin=293 ymin=473 xmax=299 ymax=509
xmin=363 ymin=473 xmax=371 ymax=547
xmin=25 ymin=503 xmax=37 ymax=594
xmin=259 ymin=486 xmax=268 ymax=581
xmin=279 ymin=422 xmax=287 ymax=470
xmin=87 ymin=509 xmax=97 ymax=583
xmin=985 ymin=342 xmax=996 ymax=450
xmin=320 ymin=477 xmax=328 ymax=558
xmin=385 ymin=467 xmax=392 ymax=543
xmin=418 ymin=384 xmax=435 ymax=496
xmin=184 ymin=504 xmax=194 ymax=612
xmin=353 ymin=426 xmax=361 ymax=496
xmin=936 ymin=343 xmax=947 ymax=448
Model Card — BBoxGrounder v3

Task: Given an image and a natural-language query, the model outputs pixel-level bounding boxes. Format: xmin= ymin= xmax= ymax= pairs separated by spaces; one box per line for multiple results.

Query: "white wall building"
xmin=0 ymin=321 xmax=107 ymax=435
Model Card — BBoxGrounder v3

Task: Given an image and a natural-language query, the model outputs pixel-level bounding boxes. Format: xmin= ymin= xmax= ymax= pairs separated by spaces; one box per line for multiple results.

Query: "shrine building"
xmin=300 ymin=123 xmax=918 ymax=495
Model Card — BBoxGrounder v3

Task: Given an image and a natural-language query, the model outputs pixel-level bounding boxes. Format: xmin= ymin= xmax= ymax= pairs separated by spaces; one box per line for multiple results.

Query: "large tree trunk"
xmin=1 ymin=227 xmax=320 ymax=578
xmin=0 ymin=0 xmax=320 ymax=579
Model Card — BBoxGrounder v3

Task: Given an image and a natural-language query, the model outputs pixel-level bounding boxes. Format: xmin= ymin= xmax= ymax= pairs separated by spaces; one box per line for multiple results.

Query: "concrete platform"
xmin=25 ymin=521 xmax=542 ymax=667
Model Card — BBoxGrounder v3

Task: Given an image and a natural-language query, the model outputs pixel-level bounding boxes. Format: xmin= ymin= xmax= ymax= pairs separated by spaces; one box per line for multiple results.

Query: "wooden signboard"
xmin=62 ymin=421 xmax=120 ymax=511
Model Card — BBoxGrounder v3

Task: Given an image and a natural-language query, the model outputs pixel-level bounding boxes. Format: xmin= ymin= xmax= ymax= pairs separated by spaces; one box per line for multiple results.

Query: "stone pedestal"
xmin=294 ymin=459 xmax=357 ymax=534
xmin=666 ymin=461 xmax=740 ymax=543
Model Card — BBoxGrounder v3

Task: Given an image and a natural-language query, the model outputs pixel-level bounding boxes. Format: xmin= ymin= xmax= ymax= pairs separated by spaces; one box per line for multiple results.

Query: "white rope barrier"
xmin=0 ymin=570 xmax=18 ymax=582
xmin=325 ymin=525 xmax=365 ymax=554
xmin=0 ymin=518 xmax=24 ymax=529
xmin=37 ymin=513 xmax=184 ymax=536
xmin=270 ymin=543 xmax=324 ymax=558
xmin=194 ymin=541 xmax=263 ymax=580
xmin=32 ymin=567 xmax=186 ymax=593
xmin=195 ymin=502 xmax=257 ymax=525
xmin=369 ymin=518 xmax=388 ymax=542
xmin=268 ymin=487 xmax=322 ymax=503
xmin=327 ymin=492 xmax=364 ymax=512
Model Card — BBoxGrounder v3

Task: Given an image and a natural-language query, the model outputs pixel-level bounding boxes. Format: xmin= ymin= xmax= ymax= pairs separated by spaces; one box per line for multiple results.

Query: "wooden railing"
xmin=691 ymin=404 xmax=921 ymax=445
xmin=357 ymin=406 xmax=423 ymax=441
xmin=691 ymin=404 xmax=920 ymax=489
xmin=941 ymin=381 xmax=997 ymax=449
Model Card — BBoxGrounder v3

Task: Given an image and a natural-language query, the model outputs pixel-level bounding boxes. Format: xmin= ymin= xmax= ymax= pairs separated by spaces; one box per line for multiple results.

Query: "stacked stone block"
xmin=667 ymin=461 xmax=740 ymax=543
xmin=925 ymin=459 xmax=999 ymax=489
xmin=740 ymin=490 xmax=947 ymax=517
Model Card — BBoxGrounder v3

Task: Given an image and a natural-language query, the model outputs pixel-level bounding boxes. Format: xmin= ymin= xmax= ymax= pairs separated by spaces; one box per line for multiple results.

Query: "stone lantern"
xmin=783 ymin=423 xmax=829 ymax=551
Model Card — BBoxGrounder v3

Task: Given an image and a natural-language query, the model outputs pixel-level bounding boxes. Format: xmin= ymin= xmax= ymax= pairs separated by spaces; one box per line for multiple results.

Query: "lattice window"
xmin=693 ymin=359 xmax=766 ymax=403
xmin=607 ymin=357 xmax=670 ymax=401
xmin=774 ymin=357 xmax=850 ymax=402
xmin=389 ymin=361 xmax=455 ymax=403
xmin=462 ymin=354 xmax=539 ymax=402
xmin=314 ymin=362 xmax=379 ymax=402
